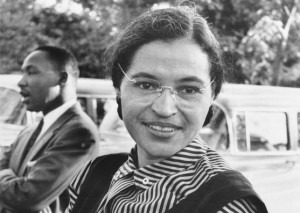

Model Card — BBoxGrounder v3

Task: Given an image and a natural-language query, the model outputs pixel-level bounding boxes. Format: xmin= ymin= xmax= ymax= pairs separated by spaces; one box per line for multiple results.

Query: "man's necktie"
xmin=23 ymin=119 xmax=44 ymax=158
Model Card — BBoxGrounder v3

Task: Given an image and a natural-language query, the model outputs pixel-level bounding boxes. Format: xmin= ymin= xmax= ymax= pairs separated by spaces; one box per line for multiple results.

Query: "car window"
xmin=99 ymin=100 xmax=129 ymax=135
xmin=200 ymin=106 xmax=229 ymax=151
xmin=235 ymin=111 xmax=288 ymax=152
xmin=78 ymin=97 xmax=108 ymax=126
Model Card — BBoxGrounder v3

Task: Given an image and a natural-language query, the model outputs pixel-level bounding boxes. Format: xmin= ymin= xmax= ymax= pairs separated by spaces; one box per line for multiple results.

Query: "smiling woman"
xmin=118 ymin=38 xmax=213 ymax=167
xmin=67 ymin=6 xmax=268 ymax=213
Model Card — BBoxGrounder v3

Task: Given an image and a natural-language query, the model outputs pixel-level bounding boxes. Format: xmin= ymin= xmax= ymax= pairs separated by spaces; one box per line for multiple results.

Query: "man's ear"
xmin=60 ymin=72 xmax=68 ymax=84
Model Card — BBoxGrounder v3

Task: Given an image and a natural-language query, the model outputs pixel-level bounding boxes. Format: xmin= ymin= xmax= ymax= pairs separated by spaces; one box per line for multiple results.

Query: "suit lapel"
xmin=18 ymin=104 xmax=82 ymax=175
xmin=10 ymin=126 xmax=36 ymax=173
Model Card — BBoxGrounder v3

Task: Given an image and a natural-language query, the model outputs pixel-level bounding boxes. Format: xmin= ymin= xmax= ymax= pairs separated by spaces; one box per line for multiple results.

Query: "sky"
xmin=35 ymin=0 xmax=83 ymax=14
xmin=35 ymin=0 xmax=172 ymax=14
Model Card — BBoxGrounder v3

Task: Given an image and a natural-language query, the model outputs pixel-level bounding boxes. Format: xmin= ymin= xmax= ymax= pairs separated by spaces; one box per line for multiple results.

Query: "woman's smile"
xmin=143 ymin=121 xmax=181 ymax=138
xmin=120 ymin=38 xmax=212 ymax=165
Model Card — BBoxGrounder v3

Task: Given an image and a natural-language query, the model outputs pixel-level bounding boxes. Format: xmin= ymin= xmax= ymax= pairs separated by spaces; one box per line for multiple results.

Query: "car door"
xmin=0 ymin=86 xmax=27 ymax=148
xmin=201 ymin=106 xmax=300 ymax=213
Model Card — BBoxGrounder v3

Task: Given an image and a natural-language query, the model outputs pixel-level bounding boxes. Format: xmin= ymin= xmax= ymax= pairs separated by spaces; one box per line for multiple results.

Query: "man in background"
xmin=0 ymin=46 xmax=99 ymax=213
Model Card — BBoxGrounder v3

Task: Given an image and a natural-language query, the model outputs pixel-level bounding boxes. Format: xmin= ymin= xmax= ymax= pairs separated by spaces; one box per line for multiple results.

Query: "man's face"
xmin=19 ymin=51 xmax=61 ymax=112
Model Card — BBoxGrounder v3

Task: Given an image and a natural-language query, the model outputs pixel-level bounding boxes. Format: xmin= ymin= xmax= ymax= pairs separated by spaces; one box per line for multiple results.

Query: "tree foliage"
xmin=31 ymin=8 xmax=113 ymax=78
xmin=0 ymin=0 xmax=299 ymax=86
xmin=0 ymin=0 xmax=38 ymax=72
xmin=236 ymin=0 xmax=300 ymax=85
xmin=0 ymin=0 xmax=114 ymax=78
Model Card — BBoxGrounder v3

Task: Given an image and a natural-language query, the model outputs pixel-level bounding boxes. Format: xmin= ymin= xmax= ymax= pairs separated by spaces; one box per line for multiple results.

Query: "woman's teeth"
xmin=149 ymin=125 xmax=175 ymax=132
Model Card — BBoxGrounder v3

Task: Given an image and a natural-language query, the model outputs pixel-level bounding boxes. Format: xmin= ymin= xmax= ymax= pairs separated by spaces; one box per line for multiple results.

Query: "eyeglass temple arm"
xmin=118 ymin=63 xmax=136 ymax=82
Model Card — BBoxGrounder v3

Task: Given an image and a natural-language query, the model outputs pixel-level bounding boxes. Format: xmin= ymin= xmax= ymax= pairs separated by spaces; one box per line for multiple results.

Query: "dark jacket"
xmin=0 ymin=103 xmax=99 ymax=213
xmin=71 ymin=153 xmax=268 ymax=213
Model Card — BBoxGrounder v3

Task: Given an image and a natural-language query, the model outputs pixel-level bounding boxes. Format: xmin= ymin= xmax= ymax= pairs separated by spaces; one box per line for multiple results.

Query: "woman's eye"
xmin=136 ymin=81 xmax=157 ymax=90
xmin=178 ymin=86 xmax=201 ymax=94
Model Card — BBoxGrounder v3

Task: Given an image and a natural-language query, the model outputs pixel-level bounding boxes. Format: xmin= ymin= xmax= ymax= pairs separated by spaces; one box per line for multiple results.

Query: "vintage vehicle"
xmin=1 ymin=74 xmax=300 ymax=212
xmin=93 ymin=80 xmax=300 ymax=213
xmin=201 ymin=84 xmax=300 ymax=213
xmin=0 ymin=74 xmax=115 ymax=147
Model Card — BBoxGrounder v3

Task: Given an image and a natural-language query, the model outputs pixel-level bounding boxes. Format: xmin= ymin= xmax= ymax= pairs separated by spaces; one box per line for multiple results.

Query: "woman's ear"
xmin=203 ymin=105 xmax=214 ymax=126
xmin=115 ymin=89 xmax=123 ymax=120
xmin=211 ymin=88 xmax=216 ymax=102
xmin=115 ymin=89 xmax=121 ymax=98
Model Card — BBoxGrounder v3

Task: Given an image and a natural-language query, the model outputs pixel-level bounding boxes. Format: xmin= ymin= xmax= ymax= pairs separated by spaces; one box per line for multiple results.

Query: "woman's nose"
xmin=151 ymin=89 xmax=178 ymax=117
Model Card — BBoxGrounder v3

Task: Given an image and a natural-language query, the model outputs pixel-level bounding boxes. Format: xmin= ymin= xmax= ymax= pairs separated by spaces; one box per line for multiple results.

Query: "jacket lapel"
xmin=10 ymin=126 xmax=35 ymax=173
xmin=18 ymin=104 xmax=81 ymax=175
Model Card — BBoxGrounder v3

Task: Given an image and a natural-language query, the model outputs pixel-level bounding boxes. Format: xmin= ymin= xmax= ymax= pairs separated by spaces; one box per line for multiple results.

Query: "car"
xmin=96 ymin=80 xmax=300 ymax=213
xmin=0 ymin=74 xmax=116 ymax=148
xmin=0 ymin=75 xmax=37 ymax=147
xmin=201 ymin=84 xmax=300 ymax=213
xmin=1 ymin=74 xmax=300 ymax=212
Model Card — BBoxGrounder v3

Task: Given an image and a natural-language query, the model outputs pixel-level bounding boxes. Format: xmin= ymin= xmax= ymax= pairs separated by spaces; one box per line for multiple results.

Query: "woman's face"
xmin=118 ymin=38 xmax=213 ymax=167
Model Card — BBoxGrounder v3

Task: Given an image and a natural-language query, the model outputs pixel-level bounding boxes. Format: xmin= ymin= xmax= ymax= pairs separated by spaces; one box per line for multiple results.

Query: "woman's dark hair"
xmin=106 ymin=6 xmax=226 ymax=98
xmin=106 ymin=6 xmax=227 ymax=125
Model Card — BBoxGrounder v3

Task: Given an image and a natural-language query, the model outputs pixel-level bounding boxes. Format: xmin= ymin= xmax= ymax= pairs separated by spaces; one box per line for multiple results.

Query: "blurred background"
xmin=0 ymin=0 xmax=299 ymax=86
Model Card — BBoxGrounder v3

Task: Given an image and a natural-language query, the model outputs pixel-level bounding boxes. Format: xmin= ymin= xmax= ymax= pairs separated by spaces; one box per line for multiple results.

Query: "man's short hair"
xmin=35 ymin=46 xmax=80 ymax=78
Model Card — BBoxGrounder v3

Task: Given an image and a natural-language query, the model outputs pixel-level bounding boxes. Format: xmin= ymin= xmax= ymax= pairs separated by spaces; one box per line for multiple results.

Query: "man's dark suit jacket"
xmin=0 ymin=103 xmax=99 ymax=213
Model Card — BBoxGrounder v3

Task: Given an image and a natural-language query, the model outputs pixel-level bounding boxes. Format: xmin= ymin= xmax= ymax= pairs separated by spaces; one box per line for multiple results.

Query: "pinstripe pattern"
xmin=67 ymin=137 xmax=258 ymax=213
xmin=38 ymin=206 xmax=52 ymax=213
xmin=217 ymin=198 xmax=258 ymax=213
xmin=66 ymin=161 xmax=92 ymax=212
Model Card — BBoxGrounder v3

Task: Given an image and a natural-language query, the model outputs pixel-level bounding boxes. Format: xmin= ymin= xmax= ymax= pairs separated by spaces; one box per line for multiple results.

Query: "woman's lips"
xmin=143 ymin=122 xmax=181 ymax=137
xmin=148 ymin=124 xmax=175 ymax=132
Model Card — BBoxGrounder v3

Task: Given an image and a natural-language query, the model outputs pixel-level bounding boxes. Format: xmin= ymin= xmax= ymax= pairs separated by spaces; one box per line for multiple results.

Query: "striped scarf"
xmin=97 ymin=137 xmax=231 ymax=213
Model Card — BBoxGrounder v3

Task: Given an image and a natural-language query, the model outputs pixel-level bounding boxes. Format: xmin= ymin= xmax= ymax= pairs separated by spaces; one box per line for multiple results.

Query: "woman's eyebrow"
xmin=177 ymin=76 xmax=207 ymax=85
xmin=131 ymin=72 xmax=159 ymax=80
xmin=130 ymin=72 xmax=208 ymax=85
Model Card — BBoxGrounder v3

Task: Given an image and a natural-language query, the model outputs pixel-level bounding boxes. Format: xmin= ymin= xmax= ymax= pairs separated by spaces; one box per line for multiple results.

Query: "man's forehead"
xmin=21 ymin=51 xmax=57 ymax=73
xmin=22 ymin=51 xmax=49 ymax=66
xmin=25 ymin=50 xmax=48 ymax=61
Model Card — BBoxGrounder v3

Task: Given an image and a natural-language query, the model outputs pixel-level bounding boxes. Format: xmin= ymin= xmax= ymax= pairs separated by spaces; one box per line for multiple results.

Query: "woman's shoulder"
xmin=67 ymin=153 xmax=128 ymax=213
xmin=90 ymin=153 xmax=128 ymax=172
xmin=168 ymin=170 xmax=268 ymax=213
xmin=193 ymin=138 xmax=232 ymax=173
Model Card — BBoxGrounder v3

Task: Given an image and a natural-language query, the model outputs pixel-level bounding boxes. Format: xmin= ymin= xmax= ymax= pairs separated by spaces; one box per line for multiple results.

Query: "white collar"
xmin=38 ymin=99 xmax=77 ymax=138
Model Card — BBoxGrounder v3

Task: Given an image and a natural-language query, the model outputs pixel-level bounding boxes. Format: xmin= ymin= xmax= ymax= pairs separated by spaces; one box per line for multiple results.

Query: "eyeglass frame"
xmin=117 ymin=63 xmax=215 ymax=99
